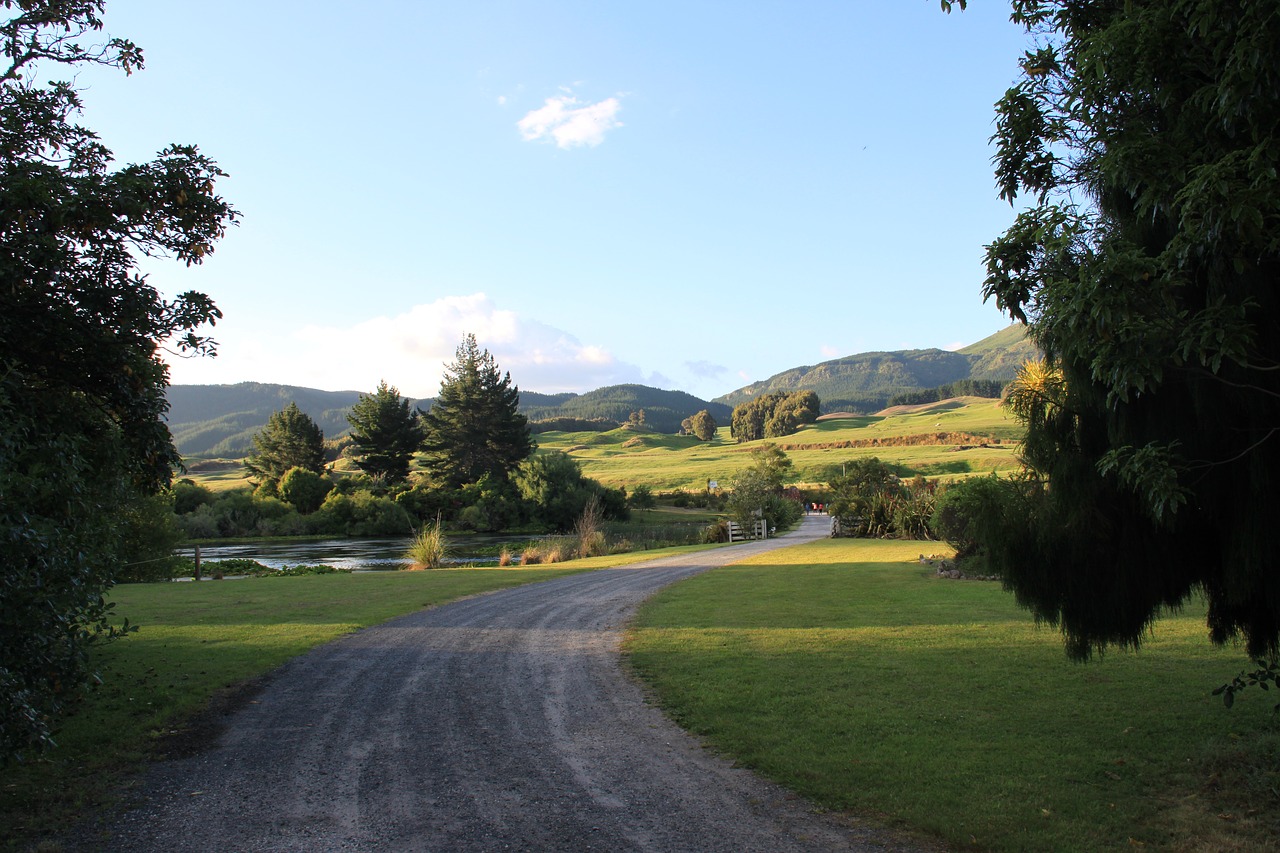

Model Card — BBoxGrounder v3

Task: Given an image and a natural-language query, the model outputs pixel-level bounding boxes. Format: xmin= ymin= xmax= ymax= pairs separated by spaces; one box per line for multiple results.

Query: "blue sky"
xmin=75 ymin=1 xmax=1029 ymax=401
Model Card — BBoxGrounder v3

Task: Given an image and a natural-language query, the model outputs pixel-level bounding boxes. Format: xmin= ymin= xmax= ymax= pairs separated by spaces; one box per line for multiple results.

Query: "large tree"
xmin=0 ymin=1 xmax=235 ymax=759
xmin=966 ymin=1 xmax=1280 ymax=659
xmin=244 ymin=402 xmax=326 ymax=485
xmin=420 ymin=335 xmax=533 ymax=488
xmin=347 ymin=380 xmax=425 ymax=484
xmin=690 ymin=409 xmax=718 ymax=441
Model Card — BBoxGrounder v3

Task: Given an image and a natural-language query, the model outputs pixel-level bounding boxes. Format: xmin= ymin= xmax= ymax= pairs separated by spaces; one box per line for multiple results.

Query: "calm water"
xmin=178 ymin=534 xmax=539 ymax=571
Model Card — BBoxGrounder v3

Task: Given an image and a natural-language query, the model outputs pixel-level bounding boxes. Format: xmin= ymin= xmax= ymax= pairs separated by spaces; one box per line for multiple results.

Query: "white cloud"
xmin=820 ymin=344 xmax=841 ymax=359
xmin=518 ymin=92 xmax=622 ymax=149
xmin=199 ymin=294 xmax=652 ymax=398
xmin=943 ymin=340 xmax=967 ymax=352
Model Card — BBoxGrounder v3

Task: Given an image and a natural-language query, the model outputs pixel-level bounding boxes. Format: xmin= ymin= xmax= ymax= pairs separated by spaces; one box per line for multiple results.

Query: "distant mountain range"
xmin=165 ymin=325 xmax=1035 ymax=457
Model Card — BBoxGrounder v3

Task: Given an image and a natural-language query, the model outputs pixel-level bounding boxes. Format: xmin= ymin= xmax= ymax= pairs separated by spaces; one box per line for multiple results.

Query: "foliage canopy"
xmin=244 ymin=402 xmax=325 ymax=485
xmin=347 ymin=380 xmax=425 ymax=485
xmin=0 ymin=0 xmax=235 ymax=759
xmin=972 ymin=0 xmax=1280 ymax=659
xmin=730 ymin=390 xmax=820 ymax=443
xmin=420 ymin=335 xmax=533 ymax=488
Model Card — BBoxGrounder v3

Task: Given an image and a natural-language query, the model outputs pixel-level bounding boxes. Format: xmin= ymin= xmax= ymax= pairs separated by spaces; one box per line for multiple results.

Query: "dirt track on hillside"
xmin=84 ymin=515 xmax=932 ymax=852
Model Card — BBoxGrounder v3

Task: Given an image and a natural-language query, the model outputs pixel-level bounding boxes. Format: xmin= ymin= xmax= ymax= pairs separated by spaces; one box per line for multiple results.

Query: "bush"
xmin=929 ymin=475 xmax=1012 ymax=559
xmin=171 ymin=479 xmax=215 ymax=515
xmin=278 ymin=466 xmax=333 ymax=514
xmin=405 ymin=522 xmax=450 ymax=569
xmin=309 ymin=490 xmax=414 ymax=537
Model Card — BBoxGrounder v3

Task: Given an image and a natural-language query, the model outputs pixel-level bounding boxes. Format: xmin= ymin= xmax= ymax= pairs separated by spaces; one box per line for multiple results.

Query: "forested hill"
xmin=165 ymin=384 xmax=400 ymax=459
xmin=714 ymin=324 xmax=1037 ymax=414
xmin=165 ymin=382 xmax=731 ymax=457
xmin=165 ymin=327 xmax=1033 ymax=456
xmin=519 ymin=384 xmax=734 ymax=434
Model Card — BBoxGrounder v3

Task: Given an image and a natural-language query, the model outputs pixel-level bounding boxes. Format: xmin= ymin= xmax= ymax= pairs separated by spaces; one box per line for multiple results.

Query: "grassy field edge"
xmin=0 ymin=543 xmax=719 ymax=850
xmin=624 ymin=539 xmax=1280 ymax=851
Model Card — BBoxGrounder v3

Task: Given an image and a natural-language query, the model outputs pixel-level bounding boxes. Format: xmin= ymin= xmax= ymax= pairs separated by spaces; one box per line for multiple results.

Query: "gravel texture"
xmin=82 ymin=515 xmax=935 ymax=852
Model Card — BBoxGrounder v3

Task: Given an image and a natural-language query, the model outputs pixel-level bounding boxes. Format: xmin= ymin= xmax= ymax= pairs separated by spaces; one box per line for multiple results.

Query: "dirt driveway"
xmin=90 ymin=515 xmax=930 ymax=852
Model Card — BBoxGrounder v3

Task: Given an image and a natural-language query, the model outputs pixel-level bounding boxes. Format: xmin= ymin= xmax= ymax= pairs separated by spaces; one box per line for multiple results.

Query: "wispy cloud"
xmin=684 ymin=360 xmax=728 ymax=379
xmin=249 ymin=294 xmax=655 ymax=397
xmin=518 ymin=91 xmax=622 ymax=148
xmin=820 ymin=344 xmax=841 ymax=359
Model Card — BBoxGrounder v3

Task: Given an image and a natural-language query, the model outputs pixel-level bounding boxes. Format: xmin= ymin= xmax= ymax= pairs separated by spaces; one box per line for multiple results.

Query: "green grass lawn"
xmin=626 ymin=539 xmax=1280 ymax=851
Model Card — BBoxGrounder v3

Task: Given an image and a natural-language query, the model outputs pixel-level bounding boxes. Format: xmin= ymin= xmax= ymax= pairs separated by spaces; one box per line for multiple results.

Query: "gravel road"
xmin=87 ymin=515 xmax=931 ymax=852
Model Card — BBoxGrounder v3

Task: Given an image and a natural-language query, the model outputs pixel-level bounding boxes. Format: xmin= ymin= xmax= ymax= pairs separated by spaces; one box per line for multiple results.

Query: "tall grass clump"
xmin=574 ymin=495 xmax=608 ymax=558
xmin=404 ymin=517 xmax=450 ymax=569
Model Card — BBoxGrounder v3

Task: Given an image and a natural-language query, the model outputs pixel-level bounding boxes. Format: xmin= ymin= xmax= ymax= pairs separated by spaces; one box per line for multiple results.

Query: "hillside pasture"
xmin=181 ymin=398 xmax=1024 ymax=494
xmin=537 ymin=398 xmax=1023 ymax=490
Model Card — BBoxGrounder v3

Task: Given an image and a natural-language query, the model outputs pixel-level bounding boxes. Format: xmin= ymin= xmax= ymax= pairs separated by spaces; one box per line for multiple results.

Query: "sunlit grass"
xmin=627 ymin=539 xmax=1280 ymax=851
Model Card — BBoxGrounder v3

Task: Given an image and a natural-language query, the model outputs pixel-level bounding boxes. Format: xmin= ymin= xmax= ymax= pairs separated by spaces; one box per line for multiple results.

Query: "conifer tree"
xmin=347 ymin=381 xmax=425 ymax=485
xmin=421 ymin=335 xmax=533 ymax=488
xmin=244 ymin=403 xmax=325 ymax=485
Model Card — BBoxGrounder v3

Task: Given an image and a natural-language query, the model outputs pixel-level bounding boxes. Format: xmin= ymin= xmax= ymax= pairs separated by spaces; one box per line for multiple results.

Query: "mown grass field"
xmin=626 ymin=539 xmax=1280 ymax=852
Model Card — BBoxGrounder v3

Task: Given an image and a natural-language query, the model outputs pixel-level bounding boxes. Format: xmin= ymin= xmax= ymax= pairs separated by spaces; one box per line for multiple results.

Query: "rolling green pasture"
xmin=538 ymin=398 xmax=1023 ymax=490
xmin=626 ymin=539 xmax=1280 ymax=851
xmin=182 ymin=398 xmax=1024 ymax=494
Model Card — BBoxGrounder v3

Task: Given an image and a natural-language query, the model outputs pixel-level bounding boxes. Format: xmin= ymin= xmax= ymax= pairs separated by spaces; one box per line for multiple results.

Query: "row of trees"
xmin=886 ymin=379 xmax=1006 ymax=408
xmin=245 ymin=335 xmax=534 ymax=494
xmin=173 ymin=450 xmax=629 ymax=539
xmin=729 ymin=390 xmax=820 ymax=443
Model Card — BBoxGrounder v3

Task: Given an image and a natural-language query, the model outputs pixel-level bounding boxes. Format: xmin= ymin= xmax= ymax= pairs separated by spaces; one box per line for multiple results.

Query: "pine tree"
xmin=347 ymin=381 xmax=425 ymax=485
xmin=421 ymin=335 xmax=533 ymax=488
xmin=244 ymin=403 xmax=326 ymax=485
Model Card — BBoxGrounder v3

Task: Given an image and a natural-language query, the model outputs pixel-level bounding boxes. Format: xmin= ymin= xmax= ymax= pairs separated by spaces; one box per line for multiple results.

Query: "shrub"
xmin=171 ymin=479 xmax=215 ymax=515
xmin=577 ymin=531 xmax=607 ymax=559
xmin=405 ymin=521 xmax=450 ymax=569
xmin=278 ymin=466 xmax=333 ymax=514
xmin=270 ymin=564 xmax=350 ymax=577
xmin=929 ymin=475 xmax=1012 ymax=559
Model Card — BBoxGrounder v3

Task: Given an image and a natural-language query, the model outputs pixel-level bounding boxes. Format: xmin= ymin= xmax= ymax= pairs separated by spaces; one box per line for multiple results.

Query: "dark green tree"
xmin=0 ymin=1 xmax=236 ymax=760
xmin=278 ymin=466 xmax=332 ymax=515
xmin=690 ymin=409 xmax=718 ymax=441
xmin=969 ymin=1 xmax=1280 ymax=659
xmin=514 ymin=451 xmax=594 ymax=532
xmin=420 ymin=335 xmax=533 ymax=488
xmin=347 ymin=380 xmax=425 ymax=484
xmin=730 ymin=391 xmax=819 ymax=442
xmin=244 ymin=403 xmax=325 ymax=485
xmin=827 ymin=458 xmax=900 ymax=538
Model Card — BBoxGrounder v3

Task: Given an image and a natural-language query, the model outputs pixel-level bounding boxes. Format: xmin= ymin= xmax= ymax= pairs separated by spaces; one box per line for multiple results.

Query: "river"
xmin=178 ymin=533 xmax=541 ymax=571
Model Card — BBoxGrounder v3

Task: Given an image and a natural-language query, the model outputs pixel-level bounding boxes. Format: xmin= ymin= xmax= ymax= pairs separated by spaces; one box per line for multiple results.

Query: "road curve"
xmin=92 ymin=515 xmax=927 ymax=852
